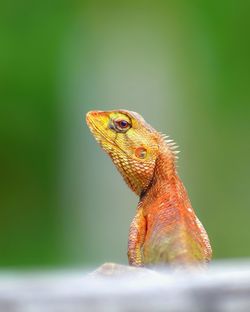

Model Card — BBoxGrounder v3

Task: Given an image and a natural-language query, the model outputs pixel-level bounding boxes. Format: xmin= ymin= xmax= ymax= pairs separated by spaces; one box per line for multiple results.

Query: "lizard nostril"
xmin=86 ymin=110 xmax=104 ymax=118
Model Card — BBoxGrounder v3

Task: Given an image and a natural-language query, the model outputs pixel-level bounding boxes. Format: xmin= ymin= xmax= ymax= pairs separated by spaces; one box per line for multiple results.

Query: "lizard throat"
xmin=140 ymin=148 xmax=177 ymax=199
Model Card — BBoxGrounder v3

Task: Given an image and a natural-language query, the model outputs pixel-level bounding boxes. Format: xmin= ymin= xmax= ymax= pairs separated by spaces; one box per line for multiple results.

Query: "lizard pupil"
xmin=119 ymin=120 xmax=128 ymax=128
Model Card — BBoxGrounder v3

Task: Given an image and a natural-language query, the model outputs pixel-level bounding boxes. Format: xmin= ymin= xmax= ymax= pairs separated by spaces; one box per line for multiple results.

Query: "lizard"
xmin=86 ymin=109 xmax=212 ymax=267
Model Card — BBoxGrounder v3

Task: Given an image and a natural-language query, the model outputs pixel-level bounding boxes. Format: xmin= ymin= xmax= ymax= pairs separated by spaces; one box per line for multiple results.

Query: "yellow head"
xmin=86 ymin=110 xmax=162 ymax=195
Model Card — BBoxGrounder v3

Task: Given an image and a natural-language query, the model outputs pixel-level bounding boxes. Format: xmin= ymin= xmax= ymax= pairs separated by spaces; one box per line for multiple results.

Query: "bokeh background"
xmin=1 ymin=1 xmax=250 ymax=268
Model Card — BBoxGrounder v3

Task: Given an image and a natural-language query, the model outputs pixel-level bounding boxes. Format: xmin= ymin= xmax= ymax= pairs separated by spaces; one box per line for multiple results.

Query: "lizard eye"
xmin=113 ymin=119 xmax=131 ymax=132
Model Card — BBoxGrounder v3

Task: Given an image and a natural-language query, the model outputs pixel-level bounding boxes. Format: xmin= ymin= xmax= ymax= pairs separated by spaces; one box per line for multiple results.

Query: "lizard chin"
xmin=86 ymin=113 xmax=114 ymax=146
xmin=86 ymin=113 xmax=133 ymax=163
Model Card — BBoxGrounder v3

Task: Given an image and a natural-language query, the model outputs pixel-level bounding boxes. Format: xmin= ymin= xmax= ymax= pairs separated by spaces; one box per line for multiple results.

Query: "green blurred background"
xmin=1 ymin=1 xmax=250 ymax=268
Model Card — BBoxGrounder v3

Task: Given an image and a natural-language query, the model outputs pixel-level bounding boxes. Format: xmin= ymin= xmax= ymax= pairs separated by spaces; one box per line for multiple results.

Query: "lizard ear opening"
xmin=135 ymin=147 xmax=147 ymax=159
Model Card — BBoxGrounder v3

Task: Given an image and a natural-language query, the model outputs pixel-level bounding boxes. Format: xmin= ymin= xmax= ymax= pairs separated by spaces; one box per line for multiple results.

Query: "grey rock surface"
xmin=1 ymin=261 xmax=250 ymax=312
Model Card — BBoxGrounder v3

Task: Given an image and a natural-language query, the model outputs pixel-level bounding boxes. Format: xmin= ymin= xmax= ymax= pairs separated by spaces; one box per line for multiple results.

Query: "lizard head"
xmin=86 ymin=109 xmax=163 ymax=195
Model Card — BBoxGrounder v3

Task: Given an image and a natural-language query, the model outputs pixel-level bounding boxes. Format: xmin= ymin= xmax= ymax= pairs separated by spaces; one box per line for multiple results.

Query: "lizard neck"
xmin=139 ymin=146 xmax=212 ymax=264
xmin=140 ymin=147 xmax=190 ymax=212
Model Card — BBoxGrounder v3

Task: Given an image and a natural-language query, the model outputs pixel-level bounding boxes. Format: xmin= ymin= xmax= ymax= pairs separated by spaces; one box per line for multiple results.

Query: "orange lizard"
xmin=86 ymin=110 xmax=212 ymax=267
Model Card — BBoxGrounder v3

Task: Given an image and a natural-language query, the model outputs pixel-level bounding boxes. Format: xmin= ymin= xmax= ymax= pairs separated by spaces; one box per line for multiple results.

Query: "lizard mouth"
xmin=86 ymin=112 xmax=137 ymax=160
xmin=86 ymin=113 xmax=118 ymax=149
